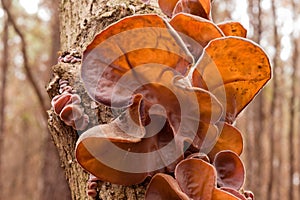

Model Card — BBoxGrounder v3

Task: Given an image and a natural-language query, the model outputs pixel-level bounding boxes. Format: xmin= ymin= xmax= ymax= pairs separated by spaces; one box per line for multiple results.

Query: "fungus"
xmin=76 ymin=14 xmax=225 ymax=185
xmin=51 ymin=80 xmax=89 ymax=131
xmin=208 ymin=122 xmax=243 ymax=161
xmin=213 ymin=150 xmax=245 ymax=190
xmin=146 ymin=158 xmax=245 ymax=200
xmin=175 ymin=158 xmax=216 ymax=199
xmin=244 ymin=190 xmax=255 ymax=200
xmin=220 ymin=187 xmax=248 ymax=200
xmin=145 ymin=173 xmax=190 ymax=200
xmin=173 ymin=0 xmax=212 ymax=20
xmin=217 ymin=22 xmax=247 ymax=38
xmin=158 ymin=0 xmax=211 ymax=19
xmin=158 ymin=0 xmax=179 ymax=17
xmin=212 ymin=188 xmax=242 ymax=200
xmin=170 ymin=13 xmax=224 ymax=59
xmin=192 ymin=37 xmax=271 ymax=123
xmin=58 ymin=50 xmax=81 ymax=63
xmin=75 ymin=13 xmax=271 ymax=187
xmin=87 ymin=174 xmax=100 ymax=198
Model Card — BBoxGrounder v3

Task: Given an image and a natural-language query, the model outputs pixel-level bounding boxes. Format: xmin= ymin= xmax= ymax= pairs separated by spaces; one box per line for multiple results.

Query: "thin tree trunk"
xmin=1 ymin=0 xmax=48 ymax=120
xmin=0 ymin=4 xmax=9 ymax=196
xmin=267 ymin=0 xmax=279 ymax=199
xmin=288 ymin=37 xmax=297 ymax=200
xmin=290 ymin=1 xmax=299 ymax=199
xmin=246 ymin=0 xmax=265 ymax=198
xmin=252 ymin=1 xmax=265 ymax=199
xmin=243 ymin=0 xmax=254 ymax=191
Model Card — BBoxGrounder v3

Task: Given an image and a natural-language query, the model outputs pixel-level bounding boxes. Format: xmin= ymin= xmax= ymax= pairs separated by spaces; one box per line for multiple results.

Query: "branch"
xmin=1 ymin=0 xmax=48 ymax=120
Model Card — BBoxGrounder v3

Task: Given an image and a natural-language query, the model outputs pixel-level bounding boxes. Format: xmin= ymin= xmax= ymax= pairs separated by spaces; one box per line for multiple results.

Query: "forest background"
xmin=0 ymin=0 xmax=299 ymax=199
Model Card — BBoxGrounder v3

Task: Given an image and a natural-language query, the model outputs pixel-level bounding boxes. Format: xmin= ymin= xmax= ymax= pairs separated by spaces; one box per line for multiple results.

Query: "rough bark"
xmin=40 ymin=0 xmax=72 ymax=199
xmin=47 ymin=0 xmax=162 ymax=199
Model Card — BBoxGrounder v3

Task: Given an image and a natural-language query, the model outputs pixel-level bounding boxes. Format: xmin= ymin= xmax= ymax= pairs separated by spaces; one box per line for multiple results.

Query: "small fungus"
xmin=87 ymin=174 xmax=100 ymax=198
xmin=158 ymin=0 xmax=211 ymax=19
xmin=51 ymin=80 xmax=89 ymax=131
xmin=213 ymin=150 xmax=245 ymax=190
xmin=217 ymin=21 xmax=247 ymax=38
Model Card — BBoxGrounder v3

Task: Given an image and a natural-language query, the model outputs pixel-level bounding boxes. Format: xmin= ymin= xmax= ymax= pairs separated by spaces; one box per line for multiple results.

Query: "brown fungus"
xmin=175 ymin=158 xmax=216 ymax=199
xmin=76 ymin=14 xmax=225 ymax=185
xmin=145 ymin=173 xmax=190 ymax=200
xmin=158 ymin=0 xmax=180 ymax=17
xmin=208 ymin=122 xmax=243 ymax=161
xmin=173 ymin=0 xmax=212 ymax=20
xmin=87 ymin=174 xmax=100 ymax=198
xmin=146 ymin=158 xmax=242 ymax=200
xmin=220 ymin=187 xmax=247 ymax=200
xmin=212 ymin=188 xmax=242 ymax=200
xmin=217 ymin=21 xmax=247 ymax=38
xmin=51 ymin=80 xmax=89 ymax=131
xmin=192 ymin=37 xmax=271 ymax=123
xmin=170 ymin=13 xmax=224 ymax=59
xmin=213 ymin=150 xmax=245 ymax=190
xmin=158 ymin=0 xmax=212 ymax=19
xmin=75 ymin=12 xmax=271 ymax=193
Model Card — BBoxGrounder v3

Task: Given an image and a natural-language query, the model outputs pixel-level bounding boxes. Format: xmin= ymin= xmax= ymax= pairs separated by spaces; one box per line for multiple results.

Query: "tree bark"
xmin=47 ymin=0 xmax=162 ymax=199
xmin=40 ymin=0 xmax=72 ymax=199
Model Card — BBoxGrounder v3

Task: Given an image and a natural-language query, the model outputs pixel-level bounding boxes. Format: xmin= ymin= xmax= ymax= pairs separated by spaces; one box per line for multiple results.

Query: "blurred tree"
xmin=0 ymin=0 xmax=71 ymax=199
xmin=0 ymin=1 xmax=9 ymax=196
xmin=0 ymin=0 xmax=297 ymax=199
xmin=289 ymin=1 xmax=300 ymax=199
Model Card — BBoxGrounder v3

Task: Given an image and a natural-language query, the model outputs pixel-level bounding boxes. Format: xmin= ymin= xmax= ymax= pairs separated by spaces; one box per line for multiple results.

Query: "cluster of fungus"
xmin=70 ymin=0 xmax=271 ymax=199
xmin=51 ymin=79 xmax=89 ymax=131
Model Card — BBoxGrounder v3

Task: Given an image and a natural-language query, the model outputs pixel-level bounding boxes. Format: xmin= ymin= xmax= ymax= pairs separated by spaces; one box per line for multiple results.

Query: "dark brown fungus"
xmin=173 ymin=0 xmax=212 ymax=20
xmin=213 ymin=150 xmax=245 ymax=190
xmin=244 ymin=190 xmax=255 ymax=200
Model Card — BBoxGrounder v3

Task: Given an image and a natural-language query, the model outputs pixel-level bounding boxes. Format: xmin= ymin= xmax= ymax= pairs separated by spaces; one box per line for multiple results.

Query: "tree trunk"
xmin=0 ymin=4 xmax=9 ymax=196
xmin=47 ymin=0 xmax=161 ymax=199
xmin=267 ymin=1 xmax=280 ymax=199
